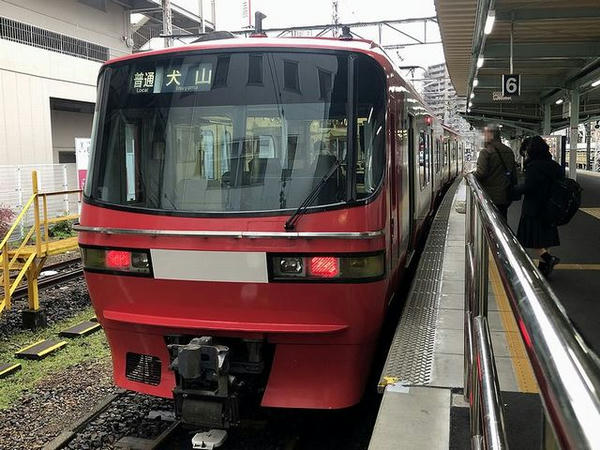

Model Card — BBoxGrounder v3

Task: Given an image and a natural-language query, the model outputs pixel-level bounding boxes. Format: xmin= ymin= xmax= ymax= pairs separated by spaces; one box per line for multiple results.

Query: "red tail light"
xmin=82 ymin=247 xmax=151 ymax=276
xmin=106 ymin=250 xmax=131 ymax=269
xmin=309 ymin=257 xmax=340 ymax=278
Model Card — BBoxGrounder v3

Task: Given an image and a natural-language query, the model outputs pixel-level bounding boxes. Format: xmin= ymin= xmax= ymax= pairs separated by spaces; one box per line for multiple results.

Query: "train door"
xmin=389 ymin=111 xmax=400 ymax=268
xmin=407 ymin=114 xmax=416 ymax=255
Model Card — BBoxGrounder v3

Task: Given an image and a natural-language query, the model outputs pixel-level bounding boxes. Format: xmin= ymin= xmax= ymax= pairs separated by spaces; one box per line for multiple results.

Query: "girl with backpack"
xmin=515 ymin=136 xmax=565 ymax=277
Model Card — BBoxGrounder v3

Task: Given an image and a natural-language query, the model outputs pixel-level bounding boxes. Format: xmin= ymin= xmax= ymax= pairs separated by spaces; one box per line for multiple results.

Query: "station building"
xmin=0 ymin=0 xmax=213 ymax=167
xmin=0 ymin=0 xmax=213 ymax=212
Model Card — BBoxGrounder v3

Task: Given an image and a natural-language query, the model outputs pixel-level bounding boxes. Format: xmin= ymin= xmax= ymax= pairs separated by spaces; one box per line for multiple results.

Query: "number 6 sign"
xmin=502 ymin=74 xmax=521 ymax=97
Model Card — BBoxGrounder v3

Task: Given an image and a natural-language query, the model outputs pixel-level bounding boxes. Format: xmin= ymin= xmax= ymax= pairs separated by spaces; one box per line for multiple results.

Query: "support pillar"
xmin=543 ymin=103 xmax=551 ymax=136
xmin=586 ymin=122 xmax=591 ymax=170
xmin=162 ymin=0 xmax=173 ymax=48
xmin=569 ymin=90 xmax=580 ymax=180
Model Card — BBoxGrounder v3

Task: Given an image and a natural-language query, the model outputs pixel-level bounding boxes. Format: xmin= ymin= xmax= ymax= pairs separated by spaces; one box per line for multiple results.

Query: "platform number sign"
xmin=502 ymin=74 xmax=521 ymax=97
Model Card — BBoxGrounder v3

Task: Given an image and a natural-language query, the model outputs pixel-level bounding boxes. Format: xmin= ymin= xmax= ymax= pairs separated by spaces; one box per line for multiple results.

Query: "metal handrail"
xmin=464 ymin=173 xmax=600 ymax=449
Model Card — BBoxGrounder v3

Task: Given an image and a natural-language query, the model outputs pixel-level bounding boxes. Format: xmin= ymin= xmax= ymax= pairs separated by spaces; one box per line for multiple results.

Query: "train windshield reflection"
xmin=87 ymin=51 xmax=385 ymax=214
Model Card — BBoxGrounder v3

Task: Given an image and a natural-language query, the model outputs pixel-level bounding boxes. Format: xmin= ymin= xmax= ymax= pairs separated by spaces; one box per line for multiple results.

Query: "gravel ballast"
xmin=0 ymin=359 xmax=115 ymax=450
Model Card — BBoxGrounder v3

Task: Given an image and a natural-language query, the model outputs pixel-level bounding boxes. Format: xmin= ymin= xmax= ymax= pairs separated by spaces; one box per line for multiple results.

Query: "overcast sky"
xmin=212 ymin=0 xmax=445 ymax=72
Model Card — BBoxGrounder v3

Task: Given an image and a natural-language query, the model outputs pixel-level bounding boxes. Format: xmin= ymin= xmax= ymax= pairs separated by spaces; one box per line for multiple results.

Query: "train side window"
xmin=418 ymin=129 xmax=431 ymax=189
xmin=418 ymin=130 xmax=426 ymax=188
xmin=258 ymin=135 xmax=276 ymax=158
xmin=443 ymin=141 xmax=448 ymax=166
xmin=435 ymin=138 xmax=441 ymax=173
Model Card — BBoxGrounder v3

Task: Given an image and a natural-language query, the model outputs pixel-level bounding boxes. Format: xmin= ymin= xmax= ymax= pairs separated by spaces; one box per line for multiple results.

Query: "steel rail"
xmin=465 ymin=173 xmax=600 ymax=449
xmin=11 ymin=265 xmax=83 ymax=300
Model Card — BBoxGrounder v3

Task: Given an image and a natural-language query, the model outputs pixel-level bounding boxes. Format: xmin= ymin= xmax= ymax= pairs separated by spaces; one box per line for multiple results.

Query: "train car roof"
xmin=103 ymin=36 xmax=385 ymax=67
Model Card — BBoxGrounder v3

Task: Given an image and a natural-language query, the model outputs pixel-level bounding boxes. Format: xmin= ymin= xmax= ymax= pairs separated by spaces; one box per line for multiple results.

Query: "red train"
xmin=76 ymin=34 xmax=463 ymax=428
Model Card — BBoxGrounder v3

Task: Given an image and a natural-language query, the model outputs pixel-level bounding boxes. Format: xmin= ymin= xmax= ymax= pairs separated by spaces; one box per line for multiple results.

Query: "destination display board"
xmin=130 ymin=63 xmax=214 ymax=94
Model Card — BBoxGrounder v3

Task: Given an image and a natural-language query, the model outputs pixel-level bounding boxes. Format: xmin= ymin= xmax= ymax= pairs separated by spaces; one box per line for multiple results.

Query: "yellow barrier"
xmin=0 ymin=171 xmax=81 ymax=316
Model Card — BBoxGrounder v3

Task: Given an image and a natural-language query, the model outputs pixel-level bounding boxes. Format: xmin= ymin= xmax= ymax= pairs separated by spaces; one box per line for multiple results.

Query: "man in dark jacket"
xmin=474 ymin=125 xmax=517 ymax=219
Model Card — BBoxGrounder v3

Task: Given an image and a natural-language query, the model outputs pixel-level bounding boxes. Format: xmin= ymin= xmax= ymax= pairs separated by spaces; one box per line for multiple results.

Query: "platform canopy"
xmin=435 ymin=0 xmax=600 ymax=134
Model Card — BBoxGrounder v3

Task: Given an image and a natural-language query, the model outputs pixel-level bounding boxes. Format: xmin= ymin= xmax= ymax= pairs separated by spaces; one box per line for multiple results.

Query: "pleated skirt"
xmin=517 ymin=215 xmax=560 ymax=249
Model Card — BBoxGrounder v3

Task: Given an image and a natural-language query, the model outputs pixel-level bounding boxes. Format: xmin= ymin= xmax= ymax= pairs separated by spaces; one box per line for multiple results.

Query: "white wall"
xmin=0 ymin=0 xmax=133 ymax=165
xmin=0 ymin=0 xmax=131 ymax=58
xmin=0 ymin=39 xmax=100 ymax=165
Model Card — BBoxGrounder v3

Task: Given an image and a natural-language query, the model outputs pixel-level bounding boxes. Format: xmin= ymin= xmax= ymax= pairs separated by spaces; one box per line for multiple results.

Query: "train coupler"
xmin=169 ymin=336 xmax=240 ymax=429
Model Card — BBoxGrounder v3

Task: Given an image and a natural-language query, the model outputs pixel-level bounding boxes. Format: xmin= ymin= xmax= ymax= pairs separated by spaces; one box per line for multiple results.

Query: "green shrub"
xmin=48 ymin=219 xmax=76 ymax=239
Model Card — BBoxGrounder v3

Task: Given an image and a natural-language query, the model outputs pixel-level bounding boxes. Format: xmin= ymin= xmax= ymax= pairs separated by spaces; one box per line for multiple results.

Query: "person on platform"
xmin=474 ymin=124 xmax=517 ymax=219
xmin=515 ymin=136 xmax=563 ymax=277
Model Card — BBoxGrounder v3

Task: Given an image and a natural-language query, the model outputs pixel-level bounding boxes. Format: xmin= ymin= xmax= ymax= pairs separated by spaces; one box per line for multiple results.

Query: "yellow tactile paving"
xmin=532 ymin=260 xmax=600 ymax=271
xmin=580 ymin=208 xmax=600 ymax=220
xmin=489 ymin=257 xmax=539 ymax=394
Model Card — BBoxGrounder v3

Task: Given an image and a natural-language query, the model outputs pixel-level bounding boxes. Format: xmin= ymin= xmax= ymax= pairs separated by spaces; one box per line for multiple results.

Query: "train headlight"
xmin=279 ymin=257 xmax=304 ymax=275
xmin=81 ymin=247 xmax=152 ymax=276
xmin=269 ymin=252 xmax=384 ymax=282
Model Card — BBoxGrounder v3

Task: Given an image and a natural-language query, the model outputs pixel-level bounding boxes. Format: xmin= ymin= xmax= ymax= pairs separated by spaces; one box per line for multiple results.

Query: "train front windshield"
xmin=86 ymin=50 xmax=385 ymax=214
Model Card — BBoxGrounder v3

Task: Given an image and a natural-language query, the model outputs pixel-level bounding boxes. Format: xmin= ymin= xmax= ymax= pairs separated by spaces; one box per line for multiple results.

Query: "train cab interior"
xmin=98 ymin=107 xmax=384 ymax=215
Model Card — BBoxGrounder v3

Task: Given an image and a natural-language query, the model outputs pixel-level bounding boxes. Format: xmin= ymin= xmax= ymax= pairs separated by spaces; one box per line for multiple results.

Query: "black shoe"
xmin=538 ymin=261 xmax=549 ymax=277
xmin=545 ymin=256 xmax=560 ymax=277
xmin=539 ymin=253 xmax=560 ymax=277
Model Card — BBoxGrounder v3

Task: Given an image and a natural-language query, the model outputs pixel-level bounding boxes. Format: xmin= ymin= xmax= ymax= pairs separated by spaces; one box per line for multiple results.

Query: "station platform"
xmin=507 ymin=170 xmax=600 ymax=356
xmin=369 ymin=179 xmax=546 ymax=450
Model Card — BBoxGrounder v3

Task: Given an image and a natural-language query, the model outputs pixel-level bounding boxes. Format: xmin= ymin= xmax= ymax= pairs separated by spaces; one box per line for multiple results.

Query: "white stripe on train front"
xmin=150 ymin=249 xmax=269 ymax=283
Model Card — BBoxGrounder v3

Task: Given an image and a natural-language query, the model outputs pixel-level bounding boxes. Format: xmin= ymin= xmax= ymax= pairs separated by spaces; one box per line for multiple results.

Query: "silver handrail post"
xmin=470 ymin=193 xmax=482 ymax=446
xmin=474 ymin=316 xmax=508 ymax=449
xmin=465 ymin=179 xmax=506 ymax=450
xmin=464 ymin=188 xmax=475 ymax=401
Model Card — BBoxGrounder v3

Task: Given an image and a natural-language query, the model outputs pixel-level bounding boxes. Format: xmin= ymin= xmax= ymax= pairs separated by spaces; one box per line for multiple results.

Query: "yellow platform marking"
xmin=489 ymin=257 xmax=539 ymax=393
xmin=532 ymin=260 xmax=600 ymax=271
xmin=580 ymin=208 xmax=600 ymax=220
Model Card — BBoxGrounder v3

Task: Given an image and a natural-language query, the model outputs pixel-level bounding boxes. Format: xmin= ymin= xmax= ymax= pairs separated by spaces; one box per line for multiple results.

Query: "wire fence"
xmin=0 ymin=164 xmax=79 ymax=240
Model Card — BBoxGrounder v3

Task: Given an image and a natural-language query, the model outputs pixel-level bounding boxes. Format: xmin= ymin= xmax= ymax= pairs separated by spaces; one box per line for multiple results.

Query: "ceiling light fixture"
xmin=592 ymin=78 xmax=600 ymax=87
xmin=484 ymin=10 xmax=496 ymax=35
xmin=477 ymin=57 xmax=485 ymax=68
xmin=555 ymin=98 xmax=564 ymax=105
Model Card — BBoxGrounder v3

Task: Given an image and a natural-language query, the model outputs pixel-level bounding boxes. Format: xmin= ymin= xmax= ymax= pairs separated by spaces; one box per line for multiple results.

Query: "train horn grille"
xmin=125 ymin=352 xmax=161 ymax=385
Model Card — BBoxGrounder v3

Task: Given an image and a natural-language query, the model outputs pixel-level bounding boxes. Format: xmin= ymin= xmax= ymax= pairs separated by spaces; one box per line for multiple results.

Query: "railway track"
xmin=43 ymin=391 xmax=184 ymax=450
xmin=11 ymin=258 xmax=83 ymax=300
xmin=44 ymin=397 xmax=304 ymax=450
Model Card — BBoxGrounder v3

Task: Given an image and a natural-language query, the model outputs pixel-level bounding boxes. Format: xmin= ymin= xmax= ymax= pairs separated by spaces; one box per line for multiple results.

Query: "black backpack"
xmin=544 ymin=176 xmax=582 ymax=226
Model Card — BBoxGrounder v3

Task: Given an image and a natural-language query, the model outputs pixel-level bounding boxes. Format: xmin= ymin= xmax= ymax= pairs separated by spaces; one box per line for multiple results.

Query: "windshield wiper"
xmin=284 ymin=159 xmax=342 ymax=231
